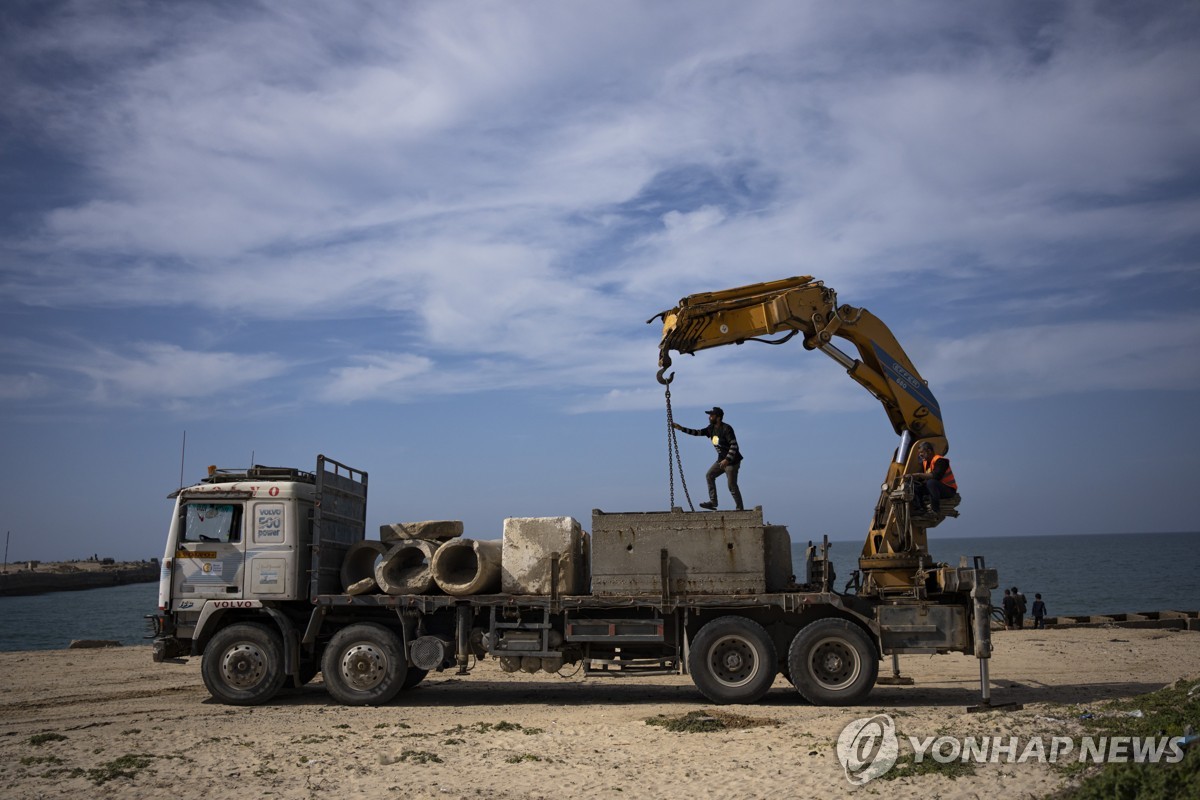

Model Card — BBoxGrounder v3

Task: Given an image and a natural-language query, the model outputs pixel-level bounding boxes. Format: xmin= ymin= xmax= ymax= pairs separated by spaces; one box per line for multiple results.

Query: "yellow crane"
xmin=653 ymin=275 xmax=960 ymax=598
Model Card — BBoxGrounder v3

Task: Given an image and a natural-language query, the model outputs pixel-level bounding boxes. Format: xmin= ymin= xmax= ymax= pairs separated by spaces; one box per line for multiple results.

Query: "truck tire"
xmin=787 ymin=619 xmax=878 ymax=706
xmin=688 ymin=616 xmax=778 ymax=704
xmin=201 ymin=623 xmax=286 ymax=706
xmin=401 ymin=667 xmax=428 ymax=690
xmin=321 ymin=622 xmax=407 ymax=706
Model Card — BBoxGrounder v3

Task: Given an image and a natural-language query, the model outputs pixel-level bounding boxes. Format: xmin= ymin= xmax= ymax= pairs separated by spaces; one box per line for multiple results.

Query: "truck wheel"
xmin=688 ymin=616 xmax=777 ymax=704
xmin=402 ymin=667 xmax=428 ymax=690
xmin=787 ymin=619 xmax=878 ymax=706
xmin=201 ymin=623 xmax=286 ymax=706
xmin=321 ymin=622 xmax=407 ymax=706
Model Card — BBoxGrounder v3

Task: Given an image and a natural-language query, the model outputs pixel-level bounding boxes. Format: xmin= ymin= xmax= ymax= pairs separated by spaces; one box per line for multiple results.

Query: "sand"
xmin=1 ymin=627 xmax=1197 ymax=799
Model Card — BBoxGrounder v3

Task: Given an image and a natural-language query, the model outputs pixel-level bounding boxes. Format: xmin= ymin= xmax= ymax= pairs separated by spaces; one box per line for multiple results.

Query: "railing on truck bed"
xmin=309 ymin=455 xmax=368 ymax=600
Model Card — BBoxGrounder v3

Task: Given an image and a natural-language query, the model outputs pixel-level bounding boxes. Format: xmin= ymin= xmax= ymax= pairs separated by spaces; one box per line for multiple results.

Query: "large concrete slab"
xmin=501 ymin=516 xmax=589 ymax=595
xmin=380 ymin=520 xmax=464 ymax=542
xmin=763 ymin=525 xmax=794 ymax=592
xmin=591 ymin=508 xmax=770 ymax=596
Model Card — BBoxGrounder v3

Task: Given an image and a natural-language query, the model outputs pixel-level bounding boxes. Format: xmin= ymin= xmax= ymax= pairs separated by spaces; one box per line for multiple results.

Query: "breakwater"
xmin=0 ymin=563 xmax=158 ymax=597
xmin=1042 ymin=609 xmax=1200 ymax=631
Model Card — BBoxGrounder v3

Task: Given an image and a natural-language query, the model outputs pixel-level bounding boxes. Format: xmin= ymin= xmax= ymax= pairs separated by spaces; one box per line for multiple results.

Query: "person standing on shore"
xmin=1001 ymin=589 xmax=1016 ymax=630
xmin=672 ymin=406 xmax=744 ymax=511
xmin=1011 ymin=586 xmax=1027 ymax=629
xmin=1032 ymin=593 xmax=1047 ymax=629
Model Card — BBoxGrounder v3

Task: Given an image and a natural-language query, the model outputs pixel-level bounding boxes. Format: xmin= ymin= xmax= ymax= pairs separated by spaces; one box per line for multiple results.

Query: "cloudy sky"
xmin=1 ymin=1 xmax=1197 ymax=562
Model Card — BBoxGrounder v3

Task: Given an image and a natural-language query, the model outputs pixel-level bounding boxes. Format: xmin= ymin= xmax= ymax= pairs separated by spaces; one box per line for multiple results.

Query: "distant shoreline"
xmin=0 ymin=561 xmax=158 ymax=597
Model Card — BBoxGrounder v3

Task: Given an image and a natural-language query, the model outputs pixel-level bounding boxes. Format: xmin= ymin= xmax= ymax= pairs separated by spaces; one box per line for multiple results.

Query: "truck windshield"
xmin=183 ymin=504 xmax=241 ymax=543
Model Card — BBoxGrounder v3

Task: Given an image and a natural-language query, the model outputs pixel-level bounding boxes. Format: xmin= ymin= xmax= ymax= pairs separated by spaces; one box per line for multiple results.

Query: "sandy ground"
xmin=1 ymin=627 xmax=1197 ymax=800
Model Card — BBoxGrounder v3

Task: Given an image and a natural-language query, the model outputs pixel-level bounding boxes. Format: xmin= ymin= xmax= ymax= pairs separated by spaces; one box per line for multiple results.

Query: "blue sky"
xmin=1 ymin=1 xmax=1198 ymax=562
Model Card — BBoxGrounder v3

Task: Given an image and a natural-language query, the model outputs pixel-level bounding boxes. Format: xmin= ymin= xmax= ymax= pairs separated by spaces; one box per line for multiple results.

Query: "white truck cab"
xmin=160 ymin=470 xmax=314 ymax=610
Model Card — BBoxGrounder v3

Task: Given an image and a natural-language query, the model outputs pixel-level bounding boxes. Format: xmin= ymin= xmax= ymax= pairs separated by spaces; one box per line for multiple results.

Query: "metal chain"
xmin=664 ymin=387 xmax=695 ymax=512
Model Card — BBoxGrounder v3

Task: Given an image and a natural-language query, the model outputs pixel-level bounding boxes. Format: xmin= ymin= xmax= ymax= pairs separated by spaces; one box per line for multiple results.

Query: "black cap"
xmin=705 ymin=407 xmax=724 ymax=417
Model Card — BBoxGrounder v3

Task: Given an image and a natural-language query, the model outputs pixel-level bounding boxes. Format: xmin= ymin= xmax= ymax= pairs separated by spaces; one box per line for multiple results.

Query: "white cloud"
xmin=0 ymin=372 xmax=51 ymax=400
xmin=77 ymin=343 xmax=290 ymax=405
xmin=0 ymin=338 xmax=292 ymax=407
xmin=318 ymin=353 xmax=433 ymax=403
xmin=1 ymin=2 xmax=1198 ymax=413
xmin=930 ymin=316 xmax=1200 ymax=397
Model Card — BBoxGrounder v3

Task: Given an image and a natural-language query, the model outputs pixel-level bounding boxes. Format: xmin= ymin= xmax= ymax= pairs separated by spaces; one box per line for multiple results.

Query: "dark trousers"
xmin=706 ymin=461 xmax=743 ymax=510
xmin=916 ymin=479 xmax=956 ymax=512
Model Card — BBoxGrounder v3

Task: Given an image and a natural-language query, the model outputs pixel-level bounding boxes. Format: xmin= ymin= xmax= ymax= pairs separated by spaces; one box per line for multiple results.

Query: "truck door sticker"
xmin=255 ymin=503 xmax=285 ymax=544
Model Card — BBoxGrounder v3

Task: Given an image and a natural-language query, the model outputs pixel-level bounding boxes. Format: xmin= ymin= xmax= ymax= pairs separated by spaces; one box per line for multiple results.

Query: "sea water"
xmin=0 ymin=580 xmax=159 ymax=652
xmin=799 ymin=530 xmax=1198 ymax=619
xmin=0 ymin=531 xmax=1195 ymax=652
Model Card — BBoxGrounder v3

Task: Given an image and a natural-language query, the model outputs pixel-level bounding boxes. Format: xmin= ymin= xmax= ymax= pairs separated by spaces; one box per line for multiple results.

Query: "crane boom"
xmin=655 ymin=275 xmax=943 ymax=440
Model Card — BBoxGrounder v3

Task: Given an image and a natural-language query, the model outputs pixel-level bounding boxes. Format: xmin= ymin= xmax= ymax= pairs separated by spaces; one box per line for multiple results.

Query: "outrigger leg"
xmin=876 ymin=653 xmax=915 ymax=686
xmin=967 ymin=565 xmax=1021 ymax=712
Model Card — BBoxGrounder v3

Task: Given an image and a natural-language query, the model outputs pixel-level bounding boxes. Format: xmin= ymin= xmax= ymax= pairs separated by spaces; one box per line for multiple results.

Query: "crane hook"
xmin=656 ymin=350 xmax=674 ymax=385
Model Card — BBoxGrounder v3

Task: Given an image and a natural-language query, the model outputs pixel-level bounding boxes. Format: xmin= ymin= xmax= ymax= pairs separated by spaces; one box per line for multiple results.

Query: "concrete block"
xmin=764 ymin=525 xmax=794 ymax=592
xmin=501 ymin=517 xmax=589 ymax=595
xmin=590 ymin=508 xmax=768 ymax=596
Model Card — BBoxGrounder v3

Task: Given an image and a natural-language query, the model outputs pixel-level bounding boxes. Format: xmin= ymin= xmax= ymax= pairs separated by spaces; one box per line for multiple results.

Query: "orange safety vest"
xmin=926 ymin=453 xmax=957 ymax=490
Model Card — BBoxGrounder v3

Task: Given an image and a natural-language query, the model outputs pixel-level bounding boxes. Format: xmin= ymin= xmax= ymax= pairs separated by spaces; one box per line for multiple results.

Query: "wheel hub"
xmin=340 ymin=643 xmax=387 ymax=691
xmin=709 ymin=635 xmax=758 ymax=687
xmin=220 ymin=643 xmax=267 ymax=689
xmin=809 ymin=638 xmax=860 ymax=690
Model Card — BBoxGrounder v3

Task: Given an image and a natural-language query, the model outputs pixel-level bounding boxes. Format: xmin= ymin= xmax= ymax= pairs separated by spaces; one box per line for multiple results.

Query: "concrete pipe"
xmin=374 ymin=540 xmax=440 ymax=595
xmin=430 ymin=538 xmax=502 ymax=596
xmin=340 ymin=540 xmax=390 ymax=593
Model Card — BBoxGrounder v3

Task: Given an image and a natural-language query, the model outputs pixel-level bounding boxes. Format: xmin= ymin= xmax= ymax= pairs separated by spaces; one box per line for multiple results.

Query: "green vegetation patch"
xmin=1054 ymin=678 xmax=1200 ymax=800
xmin=442 ymin=720 xmax=534 ymax=735
xmin=645 ymin=709 xmax=780 ymax=733
xmin=879 ymin=753 xmax=976 ymax=782
xmin=505 ymin=753 xmax=543 ymax=764
xmin=27 ymin=733 xmax=67 ymax=746
xmin=398 ymin=749 xmax=443 ymax=764
xmin=86 ymin=754 xmax=154 ymax=785
xmin=20 ymin=755 xmax=65 ymax=766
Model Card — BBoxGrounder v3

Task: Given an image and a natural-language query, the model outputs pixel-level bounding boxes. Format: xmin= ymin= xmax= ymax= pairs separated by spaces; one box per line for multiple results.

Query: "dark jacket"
xmin=678 ymin=421 xmax=743 ymax=464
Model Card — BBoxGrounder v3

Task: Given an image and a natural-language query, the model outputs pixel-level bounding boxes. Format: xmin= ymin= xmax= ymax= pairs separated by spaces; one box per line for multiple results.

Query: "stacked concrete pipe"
xmin=374 ymin=539 xmax=440 ymax=595
xmin=430 ymin=537 xmax=502 ymax=596
xmin=340 ymin=540 xmax=390 ymax=594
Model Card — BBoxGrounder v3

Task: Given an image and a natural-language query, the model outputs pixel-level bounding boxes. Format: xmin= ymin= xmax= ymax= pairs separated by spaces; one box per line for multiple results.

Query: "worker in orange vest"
xmin=912 ymin=441 xmax=957 ymax=515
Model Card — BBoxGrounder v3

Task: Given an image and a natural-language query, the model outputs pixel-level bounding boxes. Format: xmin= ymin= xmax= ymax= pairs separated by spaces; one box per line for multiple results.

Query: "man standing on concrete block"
xmin=673 ymin=406 xmax=744 ymax=511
